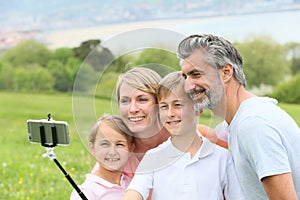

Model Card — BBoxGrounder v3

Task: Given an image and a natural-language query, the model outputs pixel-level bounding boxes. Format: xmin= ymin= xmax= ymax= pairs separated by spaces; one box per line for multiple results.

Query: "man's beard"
xmin=189 ymin=85 xmax=224 ymax=112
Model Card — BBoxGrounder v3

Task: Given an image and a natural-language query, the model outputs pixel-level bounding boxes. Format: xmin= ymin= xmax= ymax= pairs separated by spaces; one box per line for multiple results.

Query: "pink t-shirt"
xmin=70 ymin=174 xmax=131 ymax=200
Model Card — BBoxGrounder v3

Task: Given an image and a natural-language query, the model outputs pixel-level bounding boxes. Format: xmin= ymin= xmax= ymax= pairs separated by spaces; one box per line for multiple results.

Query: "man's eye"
xmin=191 ymin=72 xmax=202 ymax=78
xmin=182 ymin=73 xmax=187 ymax=79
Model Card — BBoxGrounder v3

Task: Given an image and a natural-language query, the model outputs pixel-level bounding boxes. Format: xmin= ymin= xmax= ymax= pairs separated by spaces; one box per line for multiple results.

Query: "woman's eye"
xmin=138 ymin=97 xmax=149 ymax=103
xmin=120 ymin=98 xmax=129 ymax=104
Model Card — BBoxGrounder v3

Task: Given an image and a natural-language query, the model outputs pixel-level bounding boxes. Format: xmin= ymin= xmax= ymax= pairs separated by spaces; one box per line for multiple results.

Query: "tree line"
xmin=0 ymin=35 xmax=300 ymax=103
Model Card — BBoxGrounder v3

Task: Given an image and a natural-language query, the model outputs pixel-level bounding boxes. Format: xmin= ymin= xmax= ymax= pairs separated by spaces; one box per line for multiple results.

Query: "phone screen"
xmin=27 ymin=120 xmax=70 ymax=146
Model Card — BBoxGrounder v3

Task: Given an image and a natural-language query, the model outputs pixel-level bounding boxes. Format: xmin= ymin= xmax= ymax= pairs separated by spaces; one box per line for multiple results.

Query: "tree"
xmin=73 ymin=62 xmax=98 ymax=92
xmin=271 ymin=73 xmax=300 ymax=103
xmin=12 ymin=64 xmax=54 ymax=91
xmin=73 ymin=39 xmax=114 ymax=72
xmin=285 ymin=42 xmax=300 ymax=74
xmin=46 ymin=57 xmax=81 ymax=91
xmin=235 ymin=35 xmax=290 ymax=88
xmin=0 ymin=61 xmax=14 ymax=90
xmin=53 ymin=47 xmax=75 ymax=65
xmin=2 ymin=40 xmax=53 ymax=68
xmin=134 ymin=48 xmax=180 ymax=77
xmin=73 ymin=39 xmax=101 ymax=61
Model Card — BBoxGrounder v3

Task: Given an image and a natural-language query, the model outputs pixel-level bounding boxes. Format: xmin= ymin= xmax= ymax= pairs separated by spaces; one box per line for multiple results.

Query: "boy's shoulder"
xmin=198 ymin=137 xmax=231 ymax=160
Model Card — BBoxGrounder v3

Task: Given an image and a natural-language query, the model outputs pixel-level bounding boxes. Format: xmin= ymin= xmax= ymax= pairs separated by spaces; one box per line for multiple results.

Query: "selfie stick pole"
xmin=43 ymin=148 xmax=88 ymax=200
xmin=41 ymin=114 xmax=88 ymax=200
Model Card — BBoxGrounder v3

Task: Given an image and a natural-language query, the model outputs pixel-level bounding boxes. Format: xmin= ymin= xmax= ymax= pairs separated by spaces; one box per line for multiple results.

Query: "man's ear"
xmin=222 ymin=64 xmax=234 ymax=83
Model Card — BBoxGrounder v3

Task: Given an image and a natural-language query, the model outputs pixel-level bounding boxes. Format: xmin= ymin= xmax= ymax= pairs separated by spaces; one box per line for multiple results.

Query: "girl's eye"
xmin=100 ymin=142 xmax=109 ymax=147
xmin=117 ymin=143 xmax=125 ymax=147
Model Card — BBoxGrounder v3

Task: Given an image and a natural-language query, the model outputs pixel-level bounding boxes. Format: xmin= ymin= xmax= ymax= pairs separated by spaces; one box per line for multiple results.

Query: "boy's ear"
xmin=196 ymin=110 xmax=203 ymax=117
xmin=222 ymin=64 xmax=234 ymax=83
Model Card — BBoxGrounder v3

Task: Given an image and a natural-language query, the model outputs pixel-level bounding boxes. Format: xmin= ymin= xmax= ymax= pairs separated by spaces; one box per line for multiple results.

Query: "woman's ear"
xmin=222 ymin=64 xmax=234 ymax=83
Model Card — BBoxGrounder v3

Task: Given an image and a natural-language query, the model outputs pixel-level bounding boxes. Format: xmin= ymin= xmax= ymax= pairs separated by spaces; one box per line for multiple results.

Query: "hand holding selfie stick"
xmin=40 ymin=114 xmax=88 ymax=200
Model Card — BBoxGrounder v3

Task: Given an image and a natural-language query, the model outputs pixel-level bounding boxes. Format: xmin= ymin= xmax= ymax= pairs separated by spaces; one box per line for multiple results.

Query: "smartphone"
xmin=27 ymin=119 xmax=70 ymax=146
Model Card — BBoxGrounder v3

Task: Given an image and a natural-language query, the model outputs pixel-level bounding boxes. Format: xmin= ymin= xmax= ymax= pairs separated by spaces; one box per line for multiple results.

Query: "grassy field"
xmin=0 ymin=92 xmax=299 ymax=200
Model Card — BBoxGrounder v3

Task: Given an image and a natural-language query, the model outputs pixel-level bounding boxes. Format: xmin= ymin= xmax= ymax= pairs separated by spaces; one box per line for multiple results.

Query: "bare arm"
xmin=261 ymin=173 xmax=298 ymax=200
xmin=122 ymin=189 xmax=143 ymax=200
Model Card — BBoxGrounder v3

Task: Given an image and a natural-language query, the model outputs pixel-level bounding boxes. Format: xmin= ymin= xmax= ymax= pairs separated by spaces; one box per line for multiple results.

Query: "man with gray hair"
xmin=178 ymin=34 xmax=300 ymax=200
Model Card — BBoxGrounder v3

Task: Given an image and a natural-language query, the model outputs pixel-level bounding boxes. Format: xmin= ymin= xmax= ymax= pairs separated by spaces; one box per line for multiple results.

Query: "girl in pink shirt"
xmin=70 ymin=114 xmax=134 ymax=200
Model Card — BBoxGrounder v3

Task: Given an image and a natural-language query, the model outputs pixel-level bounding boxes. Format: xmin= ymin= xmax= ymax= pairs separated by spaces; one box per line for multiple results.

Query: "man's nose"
xmin=184 ymin=77 xmax=195 ymax=92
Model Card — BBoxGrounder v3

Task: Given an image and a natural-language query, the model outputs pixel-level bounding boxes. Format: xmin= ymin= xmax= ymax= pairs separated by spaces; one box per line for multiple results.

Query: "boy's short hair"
xmin=89 ymin=113 xmax=133 ymax=146
xmin=157 ymin=71 xmax=189 ymax=101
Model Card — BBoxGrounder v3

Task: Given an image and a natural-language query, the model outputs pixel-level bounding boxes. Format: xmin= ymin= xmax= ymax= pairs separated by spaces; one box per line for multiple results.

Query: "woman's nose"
xmin=129 ymin=101 xmax=140 ymax=113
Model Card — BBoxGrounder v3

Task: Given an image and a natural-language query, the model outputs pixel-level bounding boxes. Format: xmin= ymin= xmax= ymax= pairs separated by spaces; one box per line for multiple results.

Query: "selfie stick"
xmin=41 ymin=114 xmax=88 ymax=200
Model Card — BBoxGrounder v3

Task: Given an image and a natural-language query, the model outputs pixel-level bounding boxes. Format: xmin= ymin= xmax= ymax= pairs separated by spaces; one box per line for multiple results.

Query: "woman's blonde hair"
xmin=116 ymin=67 xmax=162 ymax=103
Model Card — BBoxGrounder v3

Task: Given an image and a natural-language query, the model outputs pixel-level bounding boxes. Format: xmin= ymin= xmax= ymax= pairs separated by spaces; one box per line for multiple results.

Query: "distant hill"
xmin=1 ymin=0 xmax=300 ymax=50
xmin=1 ymin=0 xmax=300 ymax=32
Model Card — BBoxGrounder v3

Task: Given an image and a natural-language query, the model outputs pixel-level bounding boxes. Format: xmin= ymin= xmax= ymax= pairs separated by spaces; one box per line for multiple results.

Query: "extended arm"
xmin=122 ymin=189 xmax=143 ymax=200
xmin=262 ymin=173 xmax=298 ymax=200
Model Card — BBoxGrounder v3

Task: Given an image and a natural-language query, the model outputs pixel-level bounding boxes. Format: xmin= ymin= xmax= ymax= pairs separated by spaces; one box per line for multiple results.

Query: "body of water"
xmin=163 ymin=10 xmax=300 ymax=44
xmin=47 ymin=10 xmax=300 ymax=49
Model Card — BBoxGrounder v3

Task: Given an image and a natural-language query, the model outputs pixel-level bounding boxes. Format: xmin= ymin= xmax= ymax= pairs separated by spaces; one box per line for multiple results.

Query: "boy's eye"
xmin=159 ymin=104 xmax=168 ymax=110
xmin=174 ymin=103 xmax=183 ymax=107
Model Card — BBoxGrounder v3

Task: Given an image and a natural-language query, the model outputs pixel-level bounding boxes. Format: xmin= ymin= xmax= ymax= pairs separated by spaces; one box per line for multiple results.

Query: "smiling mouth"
xmin=189 ymin=88 xmax=206 ymax=100
xmin=105 ymin=158 xmax=120 ymax=162
xmin=128 ymin=116 xmax=145 ymax=122
xmin=166 ymin=120 xmax=181 ymax=126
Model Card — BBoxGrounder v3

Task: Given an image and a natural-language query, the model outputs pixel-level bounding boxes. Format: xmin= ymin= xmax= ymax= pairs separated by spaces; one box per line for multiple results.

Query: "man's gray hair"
xmin=177 ymin=34 xmax=246 ymax=86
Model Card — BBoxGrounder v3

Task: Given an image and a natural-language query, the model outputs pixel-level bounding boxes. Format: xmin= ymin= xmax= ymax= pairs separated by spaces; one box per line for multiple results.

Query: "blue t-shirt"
xmin=228 ymin=97 xmax=300 ymax=199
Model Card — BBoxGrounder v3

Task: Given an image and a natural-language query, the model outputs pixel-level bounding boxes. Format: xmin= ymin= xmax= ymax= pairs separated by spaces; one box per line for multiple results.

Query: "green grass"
xmin=0 ymin=92 xmax=299 ymax=200
xmin=0 ymin=92 xmax=112 ymax=200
